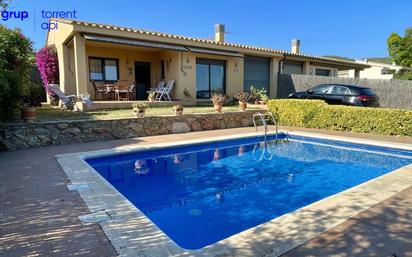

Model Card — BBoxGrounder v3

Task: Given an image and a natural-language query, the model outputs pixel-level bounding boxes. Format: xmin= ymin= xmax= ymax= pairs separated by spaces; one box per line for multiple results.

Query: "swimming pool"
xmin=85 ymin=133 xmax=412 ymax=250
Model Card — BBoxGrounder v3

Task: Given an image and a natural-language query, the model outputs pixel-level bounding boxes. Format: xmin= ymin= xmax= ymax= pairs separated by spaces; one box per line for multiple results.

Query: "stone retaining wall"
xmin=0 ymin=111 xmax=259 ymax=151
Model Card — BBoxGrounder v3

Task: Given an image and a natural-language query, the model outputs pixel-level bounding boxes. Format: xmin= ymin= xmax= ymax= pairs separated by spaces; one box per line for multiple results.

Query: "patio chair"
xmin=155 ymin=80 xmax=174 ymax=101
xmin=114 ymin=80 xmax=135 ymax=101
xmin=148 ymin=81 xmax=166 ymax=93
xmin=48 ymin=84 xmax=93 ymax=111
xmin=91 ymin=80 xmax=107 ymax=100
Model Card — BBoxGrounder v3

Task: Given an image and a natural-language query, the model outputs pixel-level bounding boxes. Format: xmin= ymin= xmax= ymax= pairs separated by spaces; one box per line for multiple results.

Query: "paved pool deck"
xmin=1 ymin=126 xmax=411 ymax=257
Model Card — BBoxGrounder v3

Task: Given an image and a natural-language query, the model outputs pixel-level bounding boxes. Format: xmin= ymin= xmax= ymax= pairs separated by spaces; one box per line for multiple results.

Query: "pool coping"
xmin=55 ymin=131 xmax=412 ymax=257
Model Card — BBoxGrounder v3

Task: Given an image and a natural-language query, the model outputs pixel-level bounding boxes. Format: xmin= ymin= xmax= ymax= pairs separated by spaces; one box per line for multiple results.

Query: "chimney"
xmin=215 ymin=24 xmax=225 ymax=43
xmin=291 ymin=39 xmax=300 ymax=54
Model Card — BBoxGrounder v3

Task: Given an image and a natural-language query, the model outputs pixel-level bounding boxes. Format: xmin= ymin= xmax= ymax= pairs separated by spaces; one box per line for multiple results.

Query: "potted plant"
xmin=260 ymin=94 xmax=269 ymax=105
xmin=249 ymin=85 xmax=260 ymax=104
xmin=210 ymin=93 xmax=226 ymax=113
xmin=132 ymin=103 xmax=147 ymax=118
xmin=234 ymin=91 xmax=251 ymax=111
xmin=173 ymin=105 xmax=184 ymax=116
xmin=20 ymin=83 xmax=44 ymax=122
xmin=257 ymin=88 xmax=268 ymax=105
xmin=147 ymin=91 xmax=156 ymax=102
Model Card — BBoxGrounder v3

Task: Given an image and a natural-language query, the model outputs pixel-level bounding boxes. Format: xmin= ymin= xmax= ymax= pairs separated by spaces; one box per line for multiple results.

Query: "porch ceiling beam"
xmin=82 ymin=34 xmax=188 ymax=51
xmin=82 ymin=34 xmax=244 ymax=58
xmin=186 ymin=47 xmax=244 ymax=58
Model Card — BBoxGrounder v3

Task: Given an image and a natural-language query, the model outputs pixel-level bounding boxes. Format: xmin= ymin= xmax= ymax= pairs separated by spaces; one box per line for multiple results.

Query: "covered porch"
xmin=60 ymin=33 xmax=246 ymax=106
xmin=62 ymin=34 xmax=189 ymax=104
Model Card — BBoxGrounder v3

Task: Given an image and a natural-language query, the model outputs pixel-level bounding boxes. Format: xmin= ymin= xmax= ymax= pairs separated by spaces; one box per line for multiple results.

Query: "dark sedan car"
xmin=288 ymin=84 xmax=379 ymax=107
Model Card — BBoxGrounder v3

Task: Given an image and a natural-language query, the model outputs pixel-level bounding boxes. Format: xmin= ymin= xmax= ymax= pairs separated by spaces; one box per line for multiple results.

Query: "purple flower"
xmin=35 ymin=45 xmax=59 ymax=96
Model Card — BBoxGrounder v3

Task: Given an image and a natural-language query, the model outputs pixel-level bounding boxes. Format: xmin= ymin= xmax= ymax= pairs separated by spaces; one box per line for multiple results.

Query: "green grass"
xmin=33 ymin=105 xmax=263 ymax=122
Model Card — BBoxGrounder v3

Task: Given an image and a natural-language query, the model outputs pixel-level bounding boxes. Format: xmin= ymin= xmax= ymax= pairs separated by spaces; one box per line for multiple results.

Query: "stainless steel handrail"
xmin=253 ymin=112 xmax=278 ymax=142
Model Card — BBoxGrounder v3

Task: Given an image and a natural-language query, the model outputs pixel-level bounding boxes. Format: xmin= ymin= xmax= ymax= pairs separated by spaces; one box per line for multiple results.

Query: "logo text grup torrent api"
xmin=1 ymin=10 xmax=78 ymax=31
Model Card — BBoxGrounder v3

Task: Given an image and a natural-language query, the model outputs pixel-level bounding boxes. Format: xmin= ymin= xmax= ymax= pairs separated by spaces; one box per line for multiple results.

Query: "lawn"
xmin=33 ymin=105 xmax=263 ymax=122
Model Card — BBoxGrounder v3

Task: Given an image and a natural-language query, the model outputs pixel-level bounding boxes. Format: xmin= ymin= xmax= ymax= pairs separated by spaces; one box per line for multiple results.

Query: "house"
xmin=338 ymin=59 xmax=412 ymax=79
xmin=46 ymin=18 xmax=370 ymax=104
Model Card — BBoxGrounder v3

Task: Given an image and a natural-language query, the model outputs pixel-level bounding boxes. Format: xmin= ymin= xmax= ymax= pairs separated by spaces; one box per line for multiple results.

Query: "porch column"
xmin=56 ymin=44 xmax=70 ymax=94
xmin=354 ymin=69 xmax=360 ymax=78
xmin=73 ymin=33 xmax=89 ymax=95
xmin=304 ymin=61 xmax=311 ymax=75
xmin=269 ymin=58 xmax=279 ymax=98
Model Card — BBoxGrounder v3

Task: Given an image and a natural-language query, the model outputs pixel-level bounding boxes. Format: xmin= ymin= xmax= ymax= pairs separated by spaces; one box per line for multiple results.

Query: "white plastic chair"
xmin=152 ymin=81 xmax=166 ymax=91
xmin=155 ymin=80 xmax=174 ymax=101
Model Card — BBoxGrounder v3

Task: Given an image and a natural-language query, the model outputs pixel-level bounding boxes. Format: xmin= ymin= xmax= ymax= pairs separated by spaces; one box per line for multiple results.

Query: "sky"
xmin=1 ymin=0 xmax=411 ymax=59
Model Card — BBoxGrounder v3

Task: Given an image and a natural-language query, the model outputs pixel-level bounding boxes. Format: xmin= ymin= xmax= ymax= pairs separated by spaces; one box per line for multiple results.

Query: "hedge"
xmin=268 ymin=99 xmax=412 ymax=137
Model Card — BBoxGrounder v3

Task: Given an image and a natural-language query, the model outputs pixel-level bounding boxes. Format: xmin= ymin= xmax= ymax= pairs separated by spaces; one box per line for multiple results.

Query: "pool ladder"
xmin=253 ymin=112 xmax=278 ymax=142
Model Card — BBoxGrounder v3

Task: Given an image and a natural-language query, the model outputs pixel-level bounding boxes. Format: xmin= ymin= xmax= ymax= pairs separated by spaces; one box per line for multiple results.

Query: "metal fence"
xmin=278 ymin=74 xmax=412 ymax=109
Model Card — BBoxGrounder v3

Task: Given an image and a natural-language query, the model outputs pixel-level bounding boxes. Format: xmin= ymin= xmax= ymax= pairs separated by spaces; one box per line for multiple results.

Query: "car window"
xmin=312 ymin=85 xmax=332 ymax=94
xmin=359 ymin=88 xmax=375 ymax=96
xmin=331 ymin=86 xmax=351 ymax=95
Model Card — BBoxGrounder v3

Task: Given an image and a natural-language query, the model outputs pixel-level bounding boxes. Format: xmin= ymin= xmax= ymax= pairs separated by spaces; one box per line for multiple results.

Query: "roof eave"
xmin=285 ymin=53 xmax=371 ymax=70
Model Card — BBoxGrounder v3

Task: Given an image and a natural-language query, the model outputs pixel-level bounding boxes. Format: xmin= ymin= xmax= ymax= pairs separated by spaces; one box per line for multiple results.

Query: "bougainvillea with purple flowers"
xmin=35 ymin=45 xmax=59 ymax=96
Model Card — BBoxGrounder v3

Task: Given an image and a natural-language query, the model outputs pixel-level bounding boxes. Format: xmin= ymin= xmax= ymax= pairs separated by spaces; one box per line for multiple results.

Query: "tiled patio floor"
xmin=0 ymin=127 xmax=411 ymax=257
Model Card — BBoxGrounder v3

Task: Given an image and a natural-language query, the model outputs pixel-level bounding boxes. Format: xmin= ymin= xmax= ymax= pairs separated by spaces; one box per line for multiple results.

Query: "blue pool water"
xmin=86 ymin=134 xmax=412 ymax=250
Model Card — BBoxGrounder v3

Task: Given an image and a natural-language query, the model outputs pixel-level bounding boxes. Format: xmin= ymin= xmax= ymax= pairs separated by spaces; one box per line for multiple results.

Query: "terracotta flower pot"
xmin=239 ymin=101 xmax=247 ymax=111
xmin=21 ymin=108 xmax=36 ymax=122
xmin=214 ymin=103 xmax=223 ymax=113
xmin=174 ymin=109 xmax=183 ymax=116
xmin=134 ymin=108 xmax=145 ymax=118
xmin=50 ymin=96 xmax=59 ymax=106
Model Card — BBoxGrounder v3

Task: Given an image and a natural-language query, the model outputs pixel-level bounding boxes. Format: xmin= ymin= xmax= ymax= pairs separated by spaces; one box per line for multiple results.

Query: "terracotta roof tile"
xmin=53 ymin=18 xmax=369 ymax=67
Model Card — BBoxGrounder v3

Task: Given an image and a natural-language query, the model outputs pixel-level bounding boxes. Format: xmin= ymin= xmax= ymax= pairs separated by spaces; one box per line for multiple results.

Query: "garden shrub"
xmin=268 ymin=99 xmax=412 ymax=136
xmin=0 ymin=25 xmax=33 ymax=121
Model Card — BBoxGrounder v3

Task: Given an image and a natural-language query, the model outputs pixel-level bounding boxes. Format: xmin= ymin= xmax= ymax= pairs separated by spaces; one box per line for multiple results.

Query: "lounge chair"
xmin=155 ymin=80 xmax=174 ymax=101
xmin=48 ymin=84 xmax=93 ymax=111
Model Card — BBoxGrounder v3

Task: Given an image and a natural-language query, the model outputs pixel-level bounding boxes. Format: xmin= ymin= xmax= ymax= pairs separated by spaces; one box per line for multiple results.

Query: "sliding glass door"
xmin=196 ymin=58 xmax=226 ymax=99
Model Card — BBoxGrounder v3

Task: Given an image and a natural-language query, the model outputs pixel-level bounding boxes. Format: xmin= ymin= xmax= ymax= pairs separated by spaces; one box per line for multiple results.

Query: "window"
xmin=282 ymin=61 xmax=304 ymax=75
xmin=196 ymin=58 xmax=226 ymax=99
xmin=359 ymin=88 xmax=375 ymax=96
xmin=312 ymin=85 xmax=332 ymax=94
xmin=244 ymin=56 xmax=270 ymax=93
xmin=315 ymin=68 xmax=331 ymax=76
xmin=89 ymin=59 xmax=103 ymax=80
xmin=89 ymin=58 xmax=119 ymax=81
xmin=331 ymin=85 xmax=351 ymax=95
xmin=381 ymin=68 xmax=395 ymax=75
